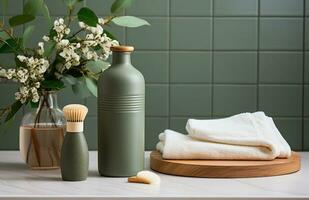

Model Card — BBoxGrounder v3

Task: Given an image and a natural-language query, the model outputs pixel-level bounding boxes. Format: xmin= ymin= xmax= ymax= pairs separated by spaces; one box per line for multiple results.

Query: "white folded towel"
xmin=156 ymin=112 xmax=291 ymax=160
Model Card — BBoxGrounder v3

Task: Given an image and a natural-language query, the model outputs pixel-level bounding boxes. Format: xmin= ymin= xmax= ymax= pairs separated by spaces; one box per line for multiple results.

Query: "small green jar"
xmin=98 ymin=46 xmax=145 ymax=177
xmin=61 ymin=132 xmax=89 ymax=181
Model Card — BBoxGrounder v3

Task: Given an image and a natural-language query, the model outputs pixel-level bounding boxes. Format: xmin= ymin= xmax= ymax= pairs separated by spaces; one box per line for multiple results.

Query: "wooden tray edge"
xmin=150 ymin=151 xmax=301 ymax=178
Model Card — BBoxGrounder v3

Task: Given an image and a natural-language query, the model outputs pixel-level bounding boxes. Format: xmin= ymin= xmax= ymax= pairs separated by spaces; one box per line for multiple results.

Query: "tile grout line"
xmin=134 ymin=49 xmax=305 ymax=52
xmin=302 ymin=0 xmax=306 ymax=150
xmin=39 ymin=15 xmax=306 ymax=18
xmin=83 ymin=0 xmax=88 ymax=108
xmin=146 ymin=115 xmax=304 ymax=119
xmin=145 ymin=83 xmax=306 ymax=86
xmin=168 ymin=0 xmax=171 ymax=128
xmin=210 ymin=0 xmax=215 ymax=118
xmin=256 ymin=0 xmax=260 ymax=112
xmin=136 ymin=48 xmax=303 ymax=53
xmin=124 ymin=6 xmax=127 ymax=45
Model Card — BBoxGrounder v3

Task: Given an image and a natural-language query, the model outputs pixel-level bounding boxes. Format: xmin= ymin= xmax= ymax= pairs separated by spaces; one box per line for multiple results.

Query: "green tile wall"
xmin=0 ymin=0 xmax=308 ymax=151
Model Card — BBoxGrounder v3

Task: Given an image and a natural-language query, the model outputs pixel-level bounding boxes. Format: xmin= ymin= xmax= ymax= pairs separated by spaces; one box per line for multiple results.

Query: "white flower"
xmin=14 ymin=92 xmax=21 ymax=101
xmin=85 ymin=33 xmax=94 ymax=40
xmin=59 ymin=18 xmax=64 ymax=24
xmin=85 ymin=51 xmax=98 ymax=60
xmin=15 ymin=55 xmax=49 ymax=84
xmin=59 ymin=44 xmax=81 ymax=70
xmin=111 ymin=40 xmax=119 ymax=46
xmin=17 ymin=86 xmax=30 ymax=103
xmin=34 ymin=82 xmax=40 ymax=88
xmin=38 ymin=42 xmax=44 ymax=48
xmin=6 ymin=69 xmax=16 ymax=79
xmin=54 ymin=20 xmax=59 ymax=26
xmin=17 ymin=55 xmax=27 ymax=62
xmin=84 ymin=33 xmax=97 ymax=46
xmin=59 ymin=39 xmax=69 ymax=47
xmin=16 ymin=69 xmax=29 ymax=83
xmin=81 ymin=46 xmax=89 ymax=54
xmin=36 ymin=59 xmax=49 ymax=74
xmin=20 ymin=86 xmax=28 ymax=95
xmin=32 ymin=94 xmax=39 ymax=103
xmin=65 ymin=28 xmax=70 ymax=35
xmin=37 ymin=42 xmax=44 ymax=55
xmin=78 ymin=26 xmax=119 ymax=61
xmin=64 ymin=62 xmax=72 ymax=69
xmin=5 ymin=55 xmax=49 ymax=104
xmin=15 ymin=86 xmax=40 ymax=103
xmin=30 ymin=87 xmax=37 ymax=96
xmin=0 ymin=68 xmax=6 ymax=77
xmin=52 ymin=18 xmax=69 ymax=42
xmin=54 ymin=25 xmax=64 ymax=33
xmin=88 ymin=24 xmax=103 ymax=35
xmin=29 ymin=87 xmax=39 ymax=102
xmin=42 ymin=35 xmax=50 ymax=42
xmin=98 ymin=18 xmax=104 ymax=25
xmin=79 ymin=21 xmax=86 ymax=28
xmin=37 ymin=64 xmax=47 ymax=74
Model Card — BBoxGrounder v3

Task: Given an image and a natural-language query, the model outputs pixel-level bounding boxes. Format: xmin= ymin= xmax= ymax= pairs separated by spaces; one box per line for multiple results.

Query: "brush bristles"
xmin=63 ymin=104 xmax=88 ymax=122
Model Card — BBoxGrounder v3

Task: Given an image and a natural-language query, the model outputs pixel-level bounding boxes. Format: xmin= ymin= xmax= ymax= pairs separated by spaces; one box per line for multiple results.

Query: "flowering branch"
xmin=0 ymin=0 xmax=150 ymax=125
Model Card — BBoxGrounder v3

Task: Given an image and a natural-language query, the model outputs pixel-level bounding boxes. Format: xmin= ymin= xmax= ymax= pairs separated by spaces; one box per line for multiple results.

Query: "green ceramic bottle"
xmin=98 ymin=46 xmax=145 ymax=177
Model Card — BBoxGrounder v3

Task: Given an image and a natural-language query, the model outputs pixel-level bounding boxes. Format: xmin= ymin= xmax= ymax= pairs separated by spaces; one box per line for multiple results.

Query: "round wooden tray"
xmin=150 ymin=151 xmax=301 ymax=178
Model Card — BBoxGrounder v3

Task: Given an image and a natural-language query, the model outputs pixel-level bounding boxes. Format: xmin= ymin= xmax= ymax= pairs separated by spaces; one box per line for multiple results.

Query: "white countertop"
xmin=0 ymin=151 xmax=308 ymax=200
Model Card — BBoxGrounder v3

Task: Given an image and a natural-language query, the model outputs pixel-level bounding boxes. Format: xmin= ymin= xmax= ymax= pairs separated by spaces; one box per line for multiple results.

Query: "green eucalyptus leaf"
xmin=85 ymin=60 xmax=110 ymax=74
xmin=66 ymin=68 xmax=83 ymax=77
xmin=0 ymin=38 xmax=21 ymax=53
xmin=72 ymin=77 xmax=91 ymax=98
xmin=41 ymin=79 xmax=65 ymax=90
xmin=24 ymin=0 xmax=44 ymax=15
xmin=22 ymin=25 xmax=35 ymax=48
xmin=5 ymin=100 xmax=22 ymax=122
xmin=103 ymin=29 xmax=117 ymax=40
xmin=77 ymin=7 xmax=98 ymax=27
xmin=49 ymin=29 xmax=57 ymax=38
xmin=62 ymin=74 xmax=78 ymax=85
xmin=41 ymin=3 xmax=52 ymax=28
xmin=85 ymin=77 xmax=97 ymax=97
xmin=43 ymin=41 xmax=56 ymax=57
xmin=0 ymin=31 xmax=10 ymax=40
xmin=112 ymin=16 xmax=150 ymax=28
xmin=111 ymin=0 xmax=133 ymax=13
xmin=9 ymin=15 xmax=35 ymax=27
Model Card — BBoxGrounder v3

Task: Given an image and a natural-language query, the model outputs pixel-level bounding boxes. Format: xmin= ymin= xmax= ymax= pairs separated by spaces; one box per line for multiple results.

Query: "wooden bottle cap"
xmin=111 ymin=45 xmax=134 ymax=52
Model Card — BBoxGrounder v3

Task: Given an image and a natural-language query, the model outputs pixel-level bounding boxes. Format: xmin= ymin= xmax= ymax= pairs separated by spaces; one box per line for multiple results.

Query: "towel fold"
xmin=156 ymin=112 xmax=291 ymax=160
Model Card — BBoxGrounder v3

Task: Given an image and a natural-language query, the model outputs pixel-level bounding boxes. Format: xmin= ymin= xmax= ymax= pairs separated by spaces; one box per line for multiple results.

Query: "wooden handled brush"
xmin=63 ymin=104 xmax=88 ymax=133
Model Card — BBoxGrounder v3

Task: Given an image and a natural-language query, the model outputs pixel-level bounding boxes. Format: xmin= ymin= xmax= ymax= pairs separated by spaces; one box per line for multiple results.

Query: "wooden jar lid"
xmin=111 ymin=46 xmax=134 ymax=52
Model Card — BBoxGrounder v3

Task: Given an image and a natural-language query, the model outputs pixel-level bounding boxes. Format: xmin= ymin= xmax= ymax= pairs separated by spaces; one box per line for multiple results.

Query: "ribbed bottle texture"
xmin=99 ymin=95 xmax=144 ymax=112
